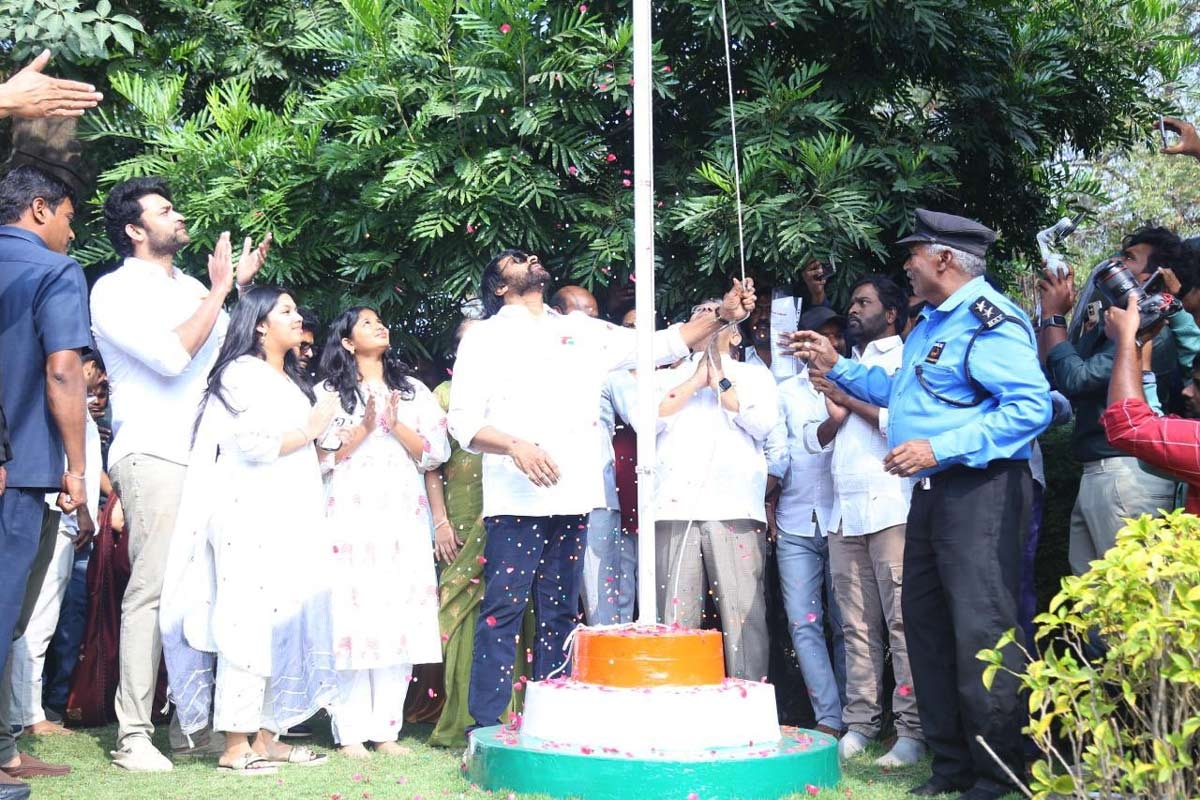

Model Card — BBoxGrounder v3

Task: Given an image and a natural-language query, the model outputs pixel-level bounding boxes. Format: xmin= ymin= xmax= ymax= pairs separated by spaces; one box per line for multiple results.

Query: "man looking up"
xmin=448 ymin=249 xmax=754 ymax=733
xmin=812 ymin=276 xmax=924 ymax=767
xmin=0 ymin=164 xmax=91 ymax=800
xmin=90 ymin=178 xmax=270 ymax=772
xmin=785 ymin=210 xmax=1051 ymax=800
xmin=1038 ymin=227 xmax=1186 ymax=576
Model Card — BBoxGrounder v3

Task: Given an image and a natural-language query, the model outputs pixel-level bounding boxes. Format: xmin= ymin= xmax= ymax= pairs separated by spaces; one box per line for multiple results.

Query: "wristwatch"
xmin=1039 ymin=314 xmax=1067 ymax=329
xmin=718 ymin=377 xmax=733 ymax=393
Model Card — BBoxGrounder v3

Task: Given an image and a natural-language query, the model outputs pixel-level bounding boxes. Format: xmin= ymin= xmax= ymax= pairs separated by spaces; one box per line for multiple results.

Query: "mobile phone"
xmin=1086 ymin=300 xmax=1102 ymax=325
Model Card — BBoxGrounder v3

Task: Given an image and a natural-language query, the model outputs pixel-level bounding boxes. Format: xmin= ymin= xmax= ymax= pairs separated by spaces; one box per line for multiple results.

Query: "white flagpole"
xmin=631 ymin=0 xmax=658 ymax=624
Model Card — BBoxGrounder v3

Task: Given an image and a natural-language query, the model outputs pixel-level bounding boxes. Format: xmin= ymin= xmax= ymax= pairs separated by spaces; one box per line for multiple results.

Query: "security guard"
xmin=785 ymin=209 xmax=1051 ymax=800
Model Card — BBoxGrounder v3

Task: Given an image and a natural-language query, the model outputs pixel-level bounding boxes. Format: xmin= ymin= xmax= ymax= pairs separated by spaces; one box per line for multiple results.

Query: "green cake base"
xmin=464 ymin=725 xmax=840 ymax=800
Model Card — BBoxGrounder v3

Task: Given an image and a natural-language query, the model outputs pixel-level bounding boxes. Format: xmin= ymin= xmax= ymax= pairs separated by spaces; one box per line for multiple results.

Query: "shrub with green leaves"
xmin=978 ymin=510 xmax=1200 ymax=800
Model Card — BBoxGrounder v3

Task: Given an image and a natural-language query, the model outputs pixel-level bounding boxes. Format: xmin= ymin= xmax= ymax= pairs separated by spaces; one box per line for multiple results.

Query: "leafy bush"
xmin=979 ymin=510 xmax=1200 ymax=800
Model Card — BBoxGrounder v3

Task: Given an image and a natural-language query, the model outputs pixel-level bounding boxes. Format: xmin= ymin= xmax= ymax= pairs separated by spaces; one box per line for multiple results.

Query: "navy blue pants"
xmin=43 ymin=542 xmax=91 ymax=710
xmin=0 ymin=488 xmax=51 ymax=670
xmin=467 ymin=514 xmax=586 ymax=729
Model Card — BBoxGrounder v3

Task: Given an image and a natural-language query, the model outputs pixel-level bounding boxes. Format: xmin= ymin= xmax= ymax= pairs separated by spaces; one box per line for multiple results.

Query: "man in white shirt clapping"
xmin=654 ymin=301 xmax=779 ymax=681
xmin=811 ymin=276 xmax=925 ymax=767
xmin=448 ymin=251 xmax=755 ymax=732
xmin=90 ymin=178 xmax=269 ymax=771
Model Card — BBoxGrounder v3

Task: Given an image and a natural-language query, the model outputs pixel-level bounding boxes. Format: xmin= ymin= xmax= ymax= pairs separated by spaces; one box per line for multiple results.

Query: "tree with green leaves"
xmin=3 ymin=0 xmax=1196 ymax=356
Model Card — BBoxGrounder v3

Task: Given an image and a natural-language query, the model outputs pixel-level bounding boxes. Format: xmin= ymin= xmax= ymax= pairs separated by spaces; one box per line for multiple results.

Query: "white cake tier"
xmin=520 ymin=678 xmax=781 ymax=754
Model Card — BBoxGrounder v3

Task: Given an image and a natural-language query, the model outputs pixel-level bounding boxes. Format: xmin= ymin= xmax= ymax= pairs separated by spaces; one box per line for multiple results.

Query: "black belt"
xmin=917 ymin=459 xmax=1027 ymax=490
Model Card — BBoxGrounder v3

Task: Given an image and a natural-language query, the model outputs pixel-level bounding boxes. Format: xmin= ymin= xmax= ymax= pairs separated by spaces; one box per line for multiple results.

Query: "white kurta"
xmin=161 ymin=356 xmax=337 ymax=736
xmin=318 ymin=378 xmax=448 ymax=670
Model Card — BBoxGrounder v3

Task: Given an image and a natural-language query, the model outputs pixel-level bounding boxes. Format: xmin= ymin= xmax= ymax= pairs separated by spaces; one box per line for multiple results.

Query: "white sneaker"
xmin=874 ymin=736 xmax=926 ymax=767
xmin=838 ymin=730 xmax=870 ymax=760
xmin=111 ymin=737 xmax=174 ymax=772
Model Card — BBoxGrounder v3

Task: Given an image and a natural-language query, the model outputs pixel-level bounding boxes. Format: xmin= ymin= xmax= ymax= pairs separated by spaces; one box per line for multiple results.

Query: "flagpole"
xmin=631 ymin=0 xmax=658 ymax=624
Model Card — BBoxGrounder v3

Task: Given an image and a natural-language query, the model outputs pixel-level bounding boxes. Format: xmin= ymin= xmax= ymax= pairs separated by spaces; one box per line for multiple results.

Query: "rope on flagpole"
xmin=717 ymin=0 xmax=747 ymax=285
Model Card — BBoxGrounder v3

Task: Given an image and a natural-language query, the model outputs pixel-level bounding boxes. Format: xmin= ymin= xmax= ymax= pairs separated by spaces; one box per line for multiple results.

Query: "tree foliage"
xmin=3 ymin=0 xmax=1197 ymax=354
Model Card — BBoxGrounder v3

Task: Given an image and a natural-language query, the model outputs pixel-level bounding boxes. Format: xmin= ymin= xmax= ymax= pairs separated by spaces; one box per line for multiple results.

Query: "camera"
xmin=1093 ymin=260 xmax=1181 ymax=334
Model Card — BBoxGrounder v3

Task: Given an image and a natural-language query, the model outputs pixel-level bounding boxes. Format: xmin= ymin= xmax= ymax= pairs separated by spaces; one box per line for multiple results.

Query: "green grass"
xmin=15 ymin=721 xmax=1010 ymax=800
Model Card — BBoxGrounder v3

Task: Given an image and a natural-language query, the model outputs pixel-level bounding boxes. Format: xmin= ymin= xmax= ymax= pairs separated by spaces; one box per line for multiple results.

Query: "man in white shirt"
xmin=654 ymin=301 xmax=778 ymax=680
xmin=448 ymin=250 xmax=754 ymax=731
xmin=90 ymin=178 xmax=268 ymax=771
xmin=769 ymin=333 xmax=845 ymax=736
xmin=809 ymin=276 xmax=924 ymax=767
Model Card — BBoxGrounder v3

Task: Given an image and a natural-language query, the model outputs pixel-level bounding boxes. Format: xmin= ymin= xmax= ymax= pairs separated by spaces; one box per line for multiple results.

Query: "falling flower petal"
xmin=606 ymin=153 xmax=617 ymax=162
xmin=499 ymin=23 xmax=511 ymax=33
xmin=486 ymin=615 xmax=497 ymax=626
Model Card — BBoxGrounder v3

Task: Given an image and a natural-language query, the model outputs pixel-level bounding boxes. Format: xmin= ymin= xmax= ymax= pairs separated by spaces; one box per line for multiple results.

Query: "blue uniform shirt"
xmin=828 ymin=276 xmax=1051 ymax=477
xmin=0 ymin=226 xmax=92 ymax=490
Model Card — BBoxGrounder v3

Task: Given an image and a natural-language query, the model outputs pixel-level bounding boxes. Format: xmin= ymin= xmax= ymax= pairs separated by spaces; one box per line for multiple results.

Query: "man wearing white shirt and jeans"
xmin=654 ymin=302 xmax=778 ymax=680
xmin=448 ymin=250 xmax=755 ymax=732
xmin=811 ymin=276 xmax=924 ymax=767
xmin=91 ymin=178 xmax=269 ymax=771
xmin=770 ymin=327 xmax=845 ymax=737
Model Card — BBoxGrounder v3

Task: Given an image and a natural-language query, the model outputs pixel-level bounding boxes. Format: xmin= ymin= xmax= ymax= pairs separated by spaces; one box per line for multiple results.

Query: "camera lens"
xmin=1094 ymin=260 xmax=1139 ymax=309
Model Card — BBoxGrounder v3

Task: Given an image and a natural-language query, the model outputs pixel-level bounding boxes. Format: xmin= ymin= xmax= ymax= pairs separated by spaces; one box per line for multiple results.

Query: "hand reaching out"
xmin=0 ymin=50 xmax=103 ymax=119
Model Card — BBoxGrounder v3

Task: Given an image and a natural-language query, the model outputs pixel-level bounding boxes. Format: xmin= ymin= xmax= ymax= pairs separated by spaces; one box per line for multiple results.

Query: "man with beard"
xmin=294 ymin=307 xmax=320 ymax=379
xmin=448 ymin=249 xmax=755 ymax=732
xmin=810 ymin=276 xmax=925 ymax=767
xmin=784 ymin=210 xmax=1051 ymax=800
xmin=90 ymin=178 xmax=270 ymax=771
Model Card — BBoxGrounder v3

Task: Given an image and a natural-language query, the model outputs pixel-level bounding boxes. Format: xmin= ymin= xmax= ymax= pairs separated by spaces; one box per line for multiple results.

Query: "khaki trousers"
xmin=828 ymin=524 xmax=921 ymax=740
xmin=1068 ymin=457 xmax=1176 ymax=576
xmin=654 ymin=519 xmax=769 ymax=681
xmin=109 ymin=454 xmax=187 ymax=748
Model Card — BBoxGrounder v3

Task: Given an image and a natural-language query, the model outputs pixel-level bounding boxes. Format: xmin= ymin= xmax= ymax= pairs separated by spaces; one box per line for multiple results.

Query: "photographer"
xmin=1037 ymin=228 xmax=1187 ymax=576
xmin=1101 ymin=294 xmax=1200 ymax=513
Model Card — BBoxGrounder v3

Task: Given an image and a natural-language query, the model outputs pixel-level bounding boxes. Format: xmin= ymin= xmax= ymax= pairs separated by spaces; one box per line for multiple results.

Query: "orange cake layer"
xmin=571 ymin=626 xmax=725 ymax=688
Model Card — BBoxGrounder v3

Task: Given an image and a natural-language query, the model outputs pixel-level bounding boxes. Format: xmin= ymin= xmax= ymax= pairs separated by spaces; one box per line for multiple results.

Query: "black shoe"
xmin=909 ymin=776 xmax=971 ymax=797
xmin=955 ymin=785 xmax=1011 ymax=800
xmin=279 ymin=723 xmax=313 ymax=739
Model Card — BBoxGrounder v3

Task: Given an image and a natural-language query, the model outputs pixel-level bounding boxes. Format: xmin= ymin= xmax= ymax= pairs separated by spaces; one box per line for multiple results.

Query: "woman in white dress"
xmin=316 ymin=306 xmax=447 ymax=758
xmin=160 ymin=287 xmax=339 ymax=775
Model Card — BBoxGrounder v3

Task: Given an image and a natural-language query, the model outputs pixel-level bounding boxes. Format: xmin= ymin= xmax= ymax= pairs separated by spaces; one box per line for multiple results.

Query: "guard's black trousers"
xmin=904 ymin=459 xmax=1029 ymax=793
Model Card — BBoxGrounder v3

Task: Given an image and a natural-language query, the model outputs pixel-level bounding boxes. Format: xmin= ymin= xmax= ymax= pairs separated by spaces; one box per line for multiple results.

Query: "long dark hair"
xmin=195 ymin=287 xmax=315 ymax=437
xmin=480 ymin=248 xmax=527 ymax=318
xmin=317 ymin=306 xmax=415 ymax=413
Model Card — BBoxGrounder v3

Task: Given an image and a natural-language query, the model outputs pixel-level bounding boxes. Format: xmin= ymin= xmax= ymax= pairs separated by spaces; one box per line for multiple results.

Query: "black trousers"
xmin=903 ymin=460 xmax=1029 ymax=792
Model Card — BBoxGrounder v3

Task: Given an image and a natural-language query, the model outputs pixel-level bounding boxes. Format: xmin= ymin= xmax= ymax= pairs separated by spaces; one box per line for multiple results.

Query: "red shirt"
xmin=1099 ymin=398 xmax=1200 ymax=514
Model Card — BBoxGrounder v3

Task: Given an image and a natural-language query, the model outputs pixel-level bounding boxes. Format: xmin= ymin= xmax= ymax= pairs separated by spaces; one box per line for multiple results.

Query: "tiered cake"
xmin=465 ymin=624 xmax=841 ymax=800
xmin=522 ymin=627 xmax=781 ymax=753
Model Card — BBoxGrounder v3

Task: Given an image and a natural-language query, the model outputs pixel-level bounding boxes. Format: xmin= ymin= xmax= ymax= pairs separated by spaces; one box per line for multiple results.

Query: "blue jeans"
xmin=468 ymin=514 xmax=585 ymax=729
xmin=0 ymin=489 xmax=49 ymax=672
xmin=776 ymin=531 xmax=845 ymax=730
xmin=43 ymin=542 xmax=91 ymax=710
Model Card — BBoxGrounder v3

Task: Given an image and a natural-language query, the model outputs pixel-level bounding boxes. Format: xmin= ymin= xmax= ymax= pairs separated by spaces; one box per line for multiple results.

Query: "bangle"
xmin=237 ymin=281 xmax=256 ymax=296
xmin=434 ymin=519 xmax=451 ymax=530
xmin=63 ymin=470 xmax=84 ymax=480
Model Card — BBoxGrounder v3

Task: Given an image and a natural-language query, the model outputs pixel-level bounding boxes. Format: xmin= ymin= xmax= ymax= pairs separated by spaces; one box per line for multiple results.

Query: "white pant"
xmin=331 ymin=665 xmax=411 ymax=745
xmin=581 ymin=509 xmax=637 ymax=625
xmin=8 ymin=525 xmax=74 ymax=726
xmin=214 ymin=659 xmax=280 ymax=734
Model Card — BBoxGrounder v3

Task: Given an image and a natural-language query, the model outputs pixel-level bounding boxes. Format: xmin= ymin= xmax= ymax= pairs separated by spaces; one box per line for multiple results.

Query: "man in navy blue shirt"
xmin=786 ymin=210 xmax=1051 ymax=800
xmin=0 ymin=164 xmax=91 ymax=798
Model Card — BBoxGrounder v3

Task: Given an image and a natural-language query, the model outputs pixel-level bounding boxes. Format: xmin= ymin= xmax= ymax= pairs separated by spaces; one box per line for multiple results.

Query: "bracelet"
xmin=236 ymin=281 xmax=256 ymax=296
xmin=434 ymin=519 xmax=451 ymax=530
xmin=63 ymin=470 xmax=84 ymax=480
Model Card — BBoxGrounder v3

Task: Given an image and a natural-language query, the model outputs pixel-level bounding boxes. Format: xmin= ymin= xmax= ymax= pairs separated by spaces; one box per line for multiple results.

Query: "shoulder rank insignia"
xmin=970 ymin=296 xmax=1007 ymax=329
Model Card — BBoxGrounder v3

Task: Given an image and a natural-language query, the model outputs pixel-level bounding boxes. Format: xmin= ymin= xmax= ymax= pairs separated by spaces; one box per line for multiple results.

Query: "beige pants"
xmin=654 ymin=519 xmax=769 ymax=681
xmin=110 ymin=454 xmax=187 ymax=748
xmin=828 ymin=524 xmax=921 ymax=740
xmin=1069 ymin=457 xmax=1177 ymax=576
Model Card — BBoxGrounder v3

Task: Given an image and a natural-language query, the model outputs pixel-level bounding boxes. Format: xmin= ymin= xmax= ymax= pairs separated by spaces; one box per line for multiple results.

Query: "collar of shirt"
xmin=853 ymin=334 xmax=903 ymax=361
xmin=123 ymin=256 xmax=186 ymax=281
xmin=930 ymin=276 xmax=985 ymax=316
xmin=0 ymin=225 xmax=49 ymax=250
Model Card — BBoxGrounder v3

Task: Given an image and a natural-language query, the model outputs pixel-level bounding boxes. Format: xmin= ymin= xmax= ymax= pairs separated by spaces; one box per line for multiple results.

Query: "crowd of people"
xmin=3 ymin=52 xmax=1200 ymax=800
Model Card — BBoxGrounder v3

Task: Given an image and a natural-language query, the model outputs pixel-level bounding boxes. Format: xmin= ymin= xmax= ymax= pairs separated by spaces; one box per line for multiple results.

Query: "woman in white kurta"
xmin=161 ymin=287 xmax=339 ymax=775
xmin=316 ymin=306 xmax=447 ymax=757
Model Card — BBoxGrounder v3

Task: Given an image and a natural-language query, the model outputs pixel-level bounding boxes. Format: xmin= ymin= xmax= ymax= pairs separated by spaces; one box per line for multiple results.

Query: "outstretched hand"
xmin=1161 ymin=116 xmax=1200 ymax=160
xmin=0 ymin=50 xmax=103 ymax=119
xmin=780 ymin=330 xmax=839 ymax=373
xmin=236 ymin=232 xmax=272 ymax=288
